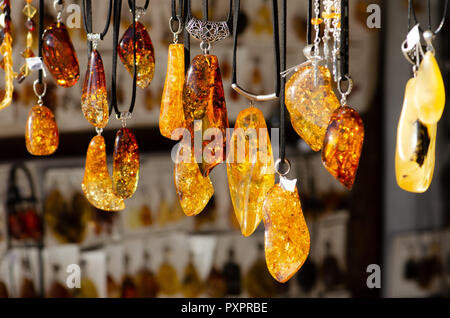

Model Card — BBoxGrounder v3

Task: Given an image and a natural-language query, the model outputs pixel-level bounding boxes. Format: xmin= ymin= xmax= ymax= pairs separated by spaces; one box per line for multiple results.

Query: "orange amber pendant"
xmin=118 ymin=22 xmax=155 ymax=89
xmin=42 ymin=23 xmax=80 ymax=87
xmin=25 ymin=105 xmax=59 ymax=156
xmin=322 ymin=106 xmax=364 ymax=189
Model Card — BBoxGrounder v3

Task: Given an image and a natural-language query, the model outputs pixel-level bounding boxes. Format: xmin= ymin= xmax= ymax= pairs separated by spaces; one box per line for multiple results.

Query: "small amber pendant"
xmin=321 ymin=106 xmax=364 ymax=189
xmin=81 ymin=49 xmax=109 ymax=128
xmin=42 ymin=22 xmax=80 ymax=87
xmin=25 ymin=105 xmax=59 ymax=156
xmin=227 ymin=107 xmax=275 ymax=237
xmin=118 ymin=22 xmax=155 ymax=89
xmin=112 ymin=128 xmax=140 ymax=199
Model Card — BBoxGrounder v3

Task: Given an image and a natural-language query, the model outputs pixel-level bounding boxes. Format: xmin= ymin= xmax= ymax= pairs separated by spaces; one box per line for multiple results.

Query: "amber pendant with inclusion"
xmin=25 ymin=105 xmax=59 ymax=156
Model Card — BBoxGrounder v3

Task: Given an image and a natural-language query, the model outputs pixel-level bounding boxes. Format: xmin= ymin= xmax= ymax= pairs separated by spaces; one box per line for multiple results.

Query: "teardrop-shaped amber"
xmin=263 ymin=183 xmax=310 ymax=283
xmin=322 ymin=106 xmax=364 ymax=189
xmin=118 ymin=22 xmax=155 ymax=89
xmin=25 ymin=105 xmax=59 ymax=156
xmin=81 ymin=49 xmax=109 ymax=128
xmin=227 ymin=107 xmax=275 ymax=237
xmin=396 ymin=78 xmax=436 ymax=193
xmin=42 ymin=22 xmax=80 ymax=87
xmin=82 ymin=135 xmax=125 ymax=211
xmin=112 ymin=128 xmax=139 ymax=199
xmin=160 ymin=43 xmax=185 ymax=140
xmin=285 ymin=65 xmax=340 ymax=151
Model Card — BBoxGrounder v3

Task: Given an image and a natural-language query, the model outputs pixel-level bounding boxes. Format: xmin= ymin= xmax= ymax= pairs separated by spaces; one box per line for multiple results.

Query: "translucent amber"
xmin=81 ymin=49 xmax=109 ymax=128
xmin=82 ymin=135 xmax=125 ymax=211
xmin=118 ymin=22 xmax=155 ymax=89
xmin=42 ymin=23 xmax=80 ymax=87
xmin=263 ymin=184 xmax=310 ymax=283
xmin=285 ymin=65 xmax=340 ymax=151
xmin=396 ymin=78 xmax=436 ymax=193
xmin=113 ymin=128 xmax=139 ymax=199
xmin=321 ymin=106 xmax=364 ymax=189
xmin=25 ymin=105 xmax=59 ymax=156
xmin=160 ymin=43 xmax=185 ymax=140
xmin=0 ymin=33 xmax=14 ymax=110
xmin=227 ymin=107 xmax=275 ymax=237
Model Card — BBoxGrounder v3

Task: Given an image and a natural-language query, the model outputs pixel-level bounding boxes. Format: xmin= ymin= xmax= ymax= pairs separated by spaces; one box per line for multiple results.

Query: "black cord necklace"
xmin=409 ymin=0 xmax=449 ymax=34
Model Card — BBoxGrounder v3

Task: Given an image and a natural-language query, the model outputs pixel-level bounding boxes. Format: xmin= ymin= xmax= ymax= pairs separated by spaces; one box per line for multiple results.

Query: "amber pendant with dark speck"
xmin=113 ymin=128 xmax=139 ymax=199
xmin=25 ymin=105 xmax=59 ymax=156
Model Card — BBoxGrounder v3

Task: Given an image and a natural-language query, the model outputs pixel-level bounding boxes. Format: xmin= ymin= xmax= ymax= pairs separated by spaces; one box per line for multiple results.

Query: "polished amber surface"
xmin=25 ymin=105 xmax=59 ymax=156
xmin=227 ymin=107 xmax=274 ymax=237
xmin=82 ymin=135 xmax=125 ymax=211
xmin=285 ymin=65 xmax=340 ymax=151
xmin=81 ymin=49 xmax=109 ymax=128
xmin=160 ymin=44 xmax=185 ymax=140
xmin=118 ymin=22 xmax=155 ymax=89
xmin=42 ymin=22 xmax=80 ymax=87
xmin=263 ymin=184 xmax=310 ymax=283
xmin=0 ymin=33 xmax=14 ymax=110
xmin=113 ymin=128 xmax=139 ymax=199
xmin=321 ymin=106 xmax=364 ymax=189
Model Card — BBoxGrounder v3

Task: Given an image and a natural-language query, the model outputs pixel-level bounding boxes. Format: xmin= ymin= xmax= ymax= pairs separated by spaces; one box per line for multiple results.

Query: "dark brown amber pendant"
xmin=42 ymin=22 xmax=80 ymax=87
xmin=25 ymin=105 xmax=59 ymax=156
xmin=113 ymin=128 xmax=139 ymax=199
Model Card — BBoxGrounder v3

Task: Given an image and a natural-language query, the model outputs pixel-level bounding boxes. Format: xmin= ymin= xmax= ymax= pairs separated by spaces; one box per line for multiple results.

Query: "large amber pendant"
xmin=82 ymin=135 xmax=125 ymax=211
xmin=322 ymin=106 xmax=364 ymax=189
xmin=227 ymin=107 xmax=274 ymax=237
xmin=25 ymin=105 xmax=59 ymax=156
xmin=42 ymin=22 xmax=80 ymax=87
xmin=118 ymin=22 xmax=155 ymax=89
xmin=285 ymin=65 xmax=340 ymax=151
xmin=396 ymin=78 xmax=436 ymax=193
xmin=0 ymin=33 xmax=14 ymax=110
xmin=160 ymin=43 xmax=185 ymax=140
xmin=81 ymin=49 xmax=109 ymax=128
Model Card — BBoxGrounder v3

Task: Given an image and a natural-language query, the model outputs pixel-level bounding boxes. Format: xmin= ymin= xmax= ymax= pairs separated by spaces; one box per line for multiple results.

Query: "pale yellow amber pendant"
xmin=25 ymin=105 xmax=59 ymax=156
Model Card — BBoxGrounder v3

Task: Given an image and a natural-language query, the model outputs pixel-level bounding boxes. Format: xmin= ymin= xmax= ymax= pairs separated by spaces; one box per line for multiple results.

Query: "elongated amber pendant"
xmin=82 ymin=135 xmax=125 ymax=211
xmin=160 ymin=43 xmax=185 ymax=140
xmin=285 ymin=65 xmax=340 ymax=151
xmin=25 ymin=105 xmax=59 ymax=156
xmin=183 ymin=54 xmax=229 ymax=176
xmin=0 ymin=33 xmax=14 ymax=110
xmin=81 ymin=49 xmax=109 ymax=128
xmin=42 ymin=22 xmax=80 ymax=87
xmin=118 ymin=22 xmax=155 ymax=89
xmin=322 ymin=106 xmax=364 ymax=189
xmin=396 ymin=78 xmax=436 ymax=193
xmin=227 ymin=107 xmax=274 ymax=237
xmin=113 ymin=128 xmax=139 ymax=199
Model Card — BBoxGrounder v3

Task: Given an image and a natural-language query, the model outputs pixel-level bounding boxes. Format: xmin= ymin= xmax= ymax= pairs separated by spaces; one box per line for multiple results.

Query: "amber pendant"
xmin=183 ymin=54 xmax=229 ymax=176
xmin=112 ymin=128 xmax=140 ymax=199
xmin=0 ymin=33 xmax=14 ymax=110
xmin=25 ymin=105 xmax=59 ymax=156
xmin=285 ymin=65 xmax=340 ymax=151
xmin=81 ymin=49 xmax=109 ymax=128
xmin=82 ymin=135 xmax=125 ymax=211
xmin=118 ymin=22 xmax=155 ymax=89
xmin=42 ymin=22 xmax=80 ymax=87
xmin=227 ymin=107 xmax=274 ymax=237
xmin=322 ymin=106 xmax=364 ymax=189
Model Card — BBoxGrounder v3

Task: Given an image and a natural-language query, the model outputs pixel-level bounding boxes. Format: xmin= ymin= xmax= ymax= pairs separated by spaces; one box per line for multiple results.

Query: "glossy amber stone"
xmin=0 ymin=33 xmax=14 ymax=110
xmin=82 ymin=135 xmax=125 ymax=211
xmin=42 ymin=23 xmax=80 ymax=87
xmin=113 ymin=128 xmax=139 ymax=199
xmin=81 ymin=49 xmax=109 ymax=128
xmin=25 ymin=105 xmax=59 ymax=156
xmin=227 ymin=107 xmax=275 ymax=237
xmin=263 ymin=183 xmax=310 ymax=283
xmin=160 ymin=43 xmax=185 ymax=140
xmin=285 ymin=65 xmax=340 ymax=151
xmin=321 ymin=106 xmax=364 ymax=189
xmin=118 ymin=22 xmax=155 ymax=89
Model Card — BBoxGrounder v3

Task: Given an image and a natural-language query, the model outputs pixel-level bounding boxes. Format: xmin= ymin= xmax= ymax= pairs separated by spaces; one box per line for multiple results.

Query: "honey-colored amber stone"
xmin=82 ymin=135 xmax=125 ymax=211
xmin=25 ymin=105 xmax=59 ymax=156
xmin=227 ymin=107 xmax=275 ymax=237
xmin=113 ymin=128 xmax=139 ymax=199
xmin=118 ymin=22 xmax=155 ymax=89
xmin=42 ymin=23 xmax=80 ymax=87
xmin=0 ymin=33 xmax=14 ymax=110
xmin=396 ymin=78 xmax=436 ymax=193
xmin=160 ymin=43 xmax=185 ymax=140
xmin=81 ymin=49 xmax=109 ymax=128
xmin=285 ymin=65 xmax=340 ymax=151
xmin=321 ymin=106 xmax=364 ymax=189
xmin=263 ymin=183 xmax=310 ymax=283
xmin=311 ymin=17 xmax=323 ymax=25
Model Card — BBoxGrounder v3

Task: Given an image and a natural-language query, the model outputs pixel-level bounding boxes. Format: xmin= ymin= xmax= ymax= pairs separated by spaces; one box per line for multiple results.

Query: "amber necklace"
xmin=0 ymin=0 xmax=14 ymax=110
xmin=17 ymin=0 xmax=37 ymax=84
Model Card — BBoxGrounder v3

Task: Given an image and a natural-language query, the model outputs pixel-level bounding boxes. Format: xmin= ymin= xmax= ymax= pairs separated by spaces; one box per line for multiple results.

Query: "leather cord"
xmin=82 ymin=0 xmax=113 ymax=40
xmin=38 ymin=0 xmax=44 ymax=84
xmin=279 ymin=0 xmax=287 ymax=162
xmin=340 ymin=0 xmax=349 ymax=79
xmin=409 ymin=0 xmax=448 ymax=34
